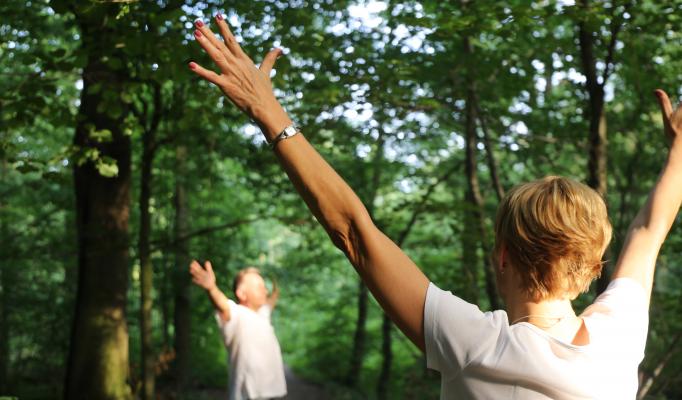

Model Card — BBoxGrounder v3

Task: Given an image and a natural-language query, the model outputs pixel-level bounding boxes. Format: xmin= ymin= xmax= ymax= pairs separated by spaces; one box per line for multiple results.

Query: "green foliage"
xmin=2 ymin=0 xmax=682 ymax=398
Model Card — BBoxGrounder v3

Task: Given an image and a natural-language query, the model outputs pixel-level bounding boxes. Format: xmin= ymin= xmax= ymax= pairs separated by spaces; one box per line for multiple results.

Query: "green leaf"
xmin=96 ymin=156 xmax=119 ymax=177
xmin=89 ymin=128 xmax=113 ymax=143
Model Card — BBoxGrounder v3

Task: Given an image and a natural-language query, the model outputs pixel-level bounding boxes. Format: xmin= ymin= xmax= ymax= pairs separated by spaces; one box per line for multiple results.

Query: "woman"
xmin=187 ymin=15 xmax=682 ymax=399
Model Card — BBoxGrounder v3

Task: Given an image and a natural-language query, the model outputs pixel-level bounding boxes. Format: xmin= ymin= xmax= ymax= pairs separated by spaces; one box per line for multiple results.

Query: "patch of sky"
xmin=447 ymin=132 xmax=465 ymax=150
xmin=356 ymin=143 xmax=372 ymax=158
xmin=510 ymin=121 xmax=528 ymax=135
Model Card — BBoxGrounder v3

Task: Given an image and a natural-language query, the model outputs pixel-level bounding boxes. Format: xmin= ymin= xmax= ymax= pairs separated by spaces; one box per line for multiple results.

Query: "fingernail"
xmin=216 ymin=13 xmax=223 ymax=21
xmin=194 ymin=29 xmax=202 ymax=38
xmin=188 ymin=62 xmax=197 ymax=70
xmin=195 ymin=19 xmax=204 ymax=28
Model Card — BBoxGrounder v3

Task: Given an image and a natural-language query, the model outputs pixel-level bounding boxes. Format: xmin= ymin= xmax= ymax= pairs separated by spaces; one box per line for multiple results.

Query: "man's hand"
xmin=267 ymin=277 xmax=280 ymax=309
xmin=188 ymin=15 xmax=291 ymax=140
xmin=190 ymin=259 xmax=232 ymax=322
xmin=190 ymin=260 xmax=217 ymax=291
xmin=655 ymin=89 xmax=682 ymax=142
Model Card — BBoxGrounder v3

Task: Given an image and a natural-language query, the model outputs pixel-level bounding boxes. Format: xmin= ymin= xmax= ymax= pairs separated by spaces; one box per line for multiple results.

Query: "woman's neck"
xmin=507 ymin=296 xmax=577 ymax=327
xmin=506 ymin=295 xmax=589 ymax=345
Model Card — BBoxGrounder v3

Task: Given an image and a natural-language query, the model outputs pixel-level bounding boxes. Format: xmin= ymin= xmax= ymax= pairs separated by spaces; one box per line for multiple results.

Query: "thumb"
xmin=259 ymin=48 xmax=283 ymax=77
xmin=204 ymin=260 xmax=213 ymax=273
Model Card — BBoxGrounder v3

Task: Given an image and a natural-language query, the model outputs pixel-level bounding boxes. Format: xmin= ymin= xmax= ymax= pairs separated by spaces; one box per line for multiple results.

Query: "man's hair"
xmin=232 ymin=267 xmax=261 ymax=301
xmin=494 ymin=176 xmax=612 ymax=301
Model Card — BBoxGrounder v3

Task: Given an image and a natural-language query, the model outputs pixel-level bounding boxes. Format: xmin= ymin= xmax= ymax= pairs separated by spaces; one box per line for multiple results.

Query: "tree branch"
xmin=637 ymin=331 xmax=682 ymax=399
xmin=471 ymin=92 xmax=505 ymax=202
xmin=150 ymin=214 xmax=304 ymax=251
xmin=393 ymin=161 xmax=460 ymax=246
xmin=601 ymin=2 xmax=632 ymax=84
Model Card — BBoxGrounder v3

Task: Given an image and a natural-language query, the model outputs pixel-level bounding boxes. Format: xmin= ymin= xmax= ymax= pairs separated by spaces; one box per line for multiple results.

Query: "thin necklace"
xmin=511 ymin=314 xmax=570 ymax=329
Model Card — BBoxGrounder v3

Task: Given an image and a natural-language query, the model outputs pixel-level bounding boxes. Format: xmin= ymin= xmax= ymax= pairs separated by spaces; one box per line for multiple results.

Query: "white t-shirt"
xmin=215 ymin=300 xmax=287 ymax=400
xmin=424 ymin=278 xmax=649 ymax=399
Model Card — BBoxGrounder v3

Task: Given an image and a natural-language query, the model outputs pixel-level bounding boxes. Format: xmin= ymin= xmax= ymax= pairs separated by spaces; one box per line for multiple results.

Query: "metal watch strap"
xmin=269 ymin=124 xmax=300 ymax=148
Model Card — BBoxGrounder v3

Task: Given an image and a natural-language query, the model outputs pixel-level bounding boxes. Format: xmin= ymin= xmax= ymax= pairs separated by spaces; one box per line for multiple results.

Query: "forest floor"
xmin=186 ymin=365 xmax=332 ymax=400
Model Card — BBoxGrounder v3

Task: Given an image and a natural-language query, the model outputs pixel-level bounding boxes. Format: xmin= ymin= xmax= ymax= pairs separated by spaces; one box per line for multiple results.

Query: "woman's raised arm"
xmin=611 ymin=90 xmax=682 ymax=302
xmin=188 ymin=16 xmax=430 ymax=350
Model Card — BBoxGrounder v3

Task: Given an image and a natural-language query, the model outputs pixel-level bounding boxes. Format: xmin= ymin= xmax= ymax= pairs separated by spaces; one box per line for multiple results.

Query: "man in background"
xmin=189 ymin=260 xmax=286 ymax=400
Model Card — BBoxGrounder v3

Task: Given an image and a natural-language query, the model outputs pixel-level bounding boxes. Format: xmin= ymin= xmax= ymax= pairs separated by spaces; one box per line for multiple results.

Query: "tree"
xmin=61 ymin=2 xmax=134 ymax=395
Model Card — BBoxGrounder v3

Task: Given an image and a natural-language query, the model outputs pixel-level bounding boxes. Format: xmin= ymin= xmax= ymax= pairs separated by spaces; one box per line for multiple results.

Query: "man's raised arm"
xmin=188 ymin=16 xmax=429 ymax=351
xmin=190 ymin=260 xmax=231 ymax=323
xmin=611 ymin=89 xmax=682 ymax=301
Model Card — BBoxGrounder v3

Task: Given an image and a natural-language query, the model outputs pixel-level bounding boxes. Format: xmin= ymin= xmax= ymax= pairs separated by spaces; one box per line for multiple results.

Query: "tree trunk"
xmin=64 ymin=33 xmax=133 ymax=399
xmin=0 ymin=156 xmax=11 ymax=393
xmin=459 ymin=36 xmax=500 ymax=310
xmin=467 ymin=90 xmax=500 ymax=308
xmin=346 ymin=131 xmax=386 ymax=387
xmin=471 ymin=93 xmax=505 ymax=203
xmin=160 ymin=254 xmax=171 ymax=348
xmin=377 ymin=314 xmax=392 ymax=400
xmin=346 ymin=281 xmax=369 ymax=387
xmin=578 ymin=22 xmax=609 ymax=294
xmin=137 ymin=82 xmax=162 ymax=400
xmin=139 ymin=131 xmax=155 ymax=400
xmin=576 ymin=0 xmax=628 ymax=295
xmin=376 ymin=161 xmax=459 ymax=399
xmin=172 ymin=145 xmax=191 ymax=388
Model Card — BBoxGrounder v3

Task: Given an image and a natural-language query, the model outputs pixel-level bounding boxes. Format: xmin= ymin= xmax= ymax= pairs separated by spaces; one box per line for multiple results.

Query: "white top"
xmin=424 ymin=278 xmax=649 ymax=399
xmin=215 ymin=300 xmax=287 ymax=400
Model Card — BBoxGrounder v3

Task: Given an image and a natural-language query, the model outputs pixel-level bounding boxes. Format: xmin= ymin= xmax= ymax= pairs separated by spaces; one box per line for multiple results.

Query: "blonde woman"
xmin=187 ymin=15 xmax=682 ymax=399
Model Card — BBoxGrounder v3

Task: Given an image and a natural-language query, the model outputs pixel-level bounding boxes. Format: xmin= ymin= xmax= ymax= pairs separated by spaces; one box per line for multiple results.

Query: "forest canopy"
xmin=1 ymin=0 xmax=682 ymax=399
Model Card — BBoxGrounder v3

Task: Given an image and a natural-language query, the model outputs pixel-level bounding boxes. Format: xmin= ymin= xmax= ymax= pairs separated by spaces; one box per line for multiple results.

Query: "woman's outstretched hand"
xmin=188 ymin=15 xmax=292 ymax=140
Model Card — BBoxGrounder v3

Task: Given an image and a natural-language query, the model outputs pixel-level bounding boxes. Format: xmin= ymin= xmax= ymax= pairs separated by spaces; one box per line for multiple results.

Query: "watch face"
xmin=284 ymin=126 xmax=297 ymax=137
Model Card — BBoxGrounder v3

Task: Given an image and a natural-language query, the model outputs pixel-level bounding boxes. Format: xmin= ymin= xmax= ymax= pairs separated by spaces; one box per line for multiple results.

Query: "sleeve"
xmin=585 ymin=277 xmax=649 ymax=360
xmin=424 ymin=282 xmax=506 ymax=377
xmin=215 ymin=300 xmax=240 ymax=342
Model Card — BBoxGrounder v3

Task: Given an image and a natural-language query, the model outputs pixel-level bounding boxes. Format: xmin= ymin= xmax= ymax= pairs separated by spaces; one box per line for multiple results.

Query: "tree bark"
xmin=460 ymin=36 xmax=500 ymax=310
xmin=138 ymin=84 xmax=162 ymax=400
xmin=172 ymin=145 xmax=191 ymax=388
xmin=576 ymin=0 xmax=629 ymax=294
xmin=64 ymin=21 xmax=133 ymax=399
xmin=160 ymin=254 xmax=171 ymax=348
xmin=0 ymin=156 xmax=10 ymax=393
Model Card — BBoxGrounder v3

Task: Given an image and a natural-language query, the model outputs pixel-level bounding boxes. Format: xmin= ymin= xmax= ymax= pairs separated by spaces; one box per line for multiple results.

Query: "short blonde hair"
xmin=232 ymin=267 xmax=261 ymax=300
xmin=494 ymin=176 xmax=612 ymax=301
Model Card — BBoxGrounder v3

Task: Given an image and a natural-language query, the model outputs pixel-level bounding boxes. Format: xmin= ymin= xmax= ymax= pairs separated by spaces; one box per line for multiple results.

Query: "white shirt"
xmin=216 ymin=300 xmax=287 ymax=400
xmin=424 ymin=278 xmax=649 ymax=399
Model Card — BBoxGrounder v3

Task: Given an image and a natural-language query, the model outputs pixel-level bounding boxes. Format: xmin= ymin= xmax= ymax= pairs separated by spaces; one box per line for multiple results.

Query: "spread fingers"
xmin=188 ymin=61 xmax=224 ymax=87
xmin=193 ymin=28 xmax=232 ymax=72
xmin=214 ymin=13 xmax=247 ymax=59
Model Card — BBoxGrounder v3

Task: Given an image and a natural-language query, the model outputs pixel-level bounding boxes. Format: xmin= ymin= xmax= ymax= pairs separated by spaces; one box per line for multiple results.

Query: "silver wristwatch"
xmin=269 ymin=124 xmax=300 ymax=148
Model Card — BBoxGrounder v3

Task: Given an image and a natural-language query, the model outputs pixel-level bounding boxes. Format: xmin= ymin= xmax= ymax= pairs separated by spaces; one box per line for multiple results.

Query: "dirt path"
xmin=283 ymin=365 xmax=331 ymax=399
xmin=190 ymin=365 xmax=330 ymax=400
